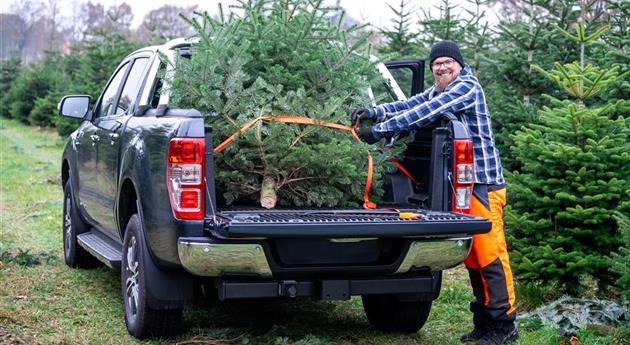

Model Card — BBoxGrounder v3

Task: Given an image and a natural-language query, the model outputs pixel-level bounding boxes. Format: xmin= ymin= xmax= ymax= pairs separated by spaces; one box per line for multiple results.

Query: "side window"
xmin=389 ymin=67 xmax=414 ymax=98
xmin=98 ymin=62 xmax=129 ymax=118
xmin=371 ymin=77 xmax=399 ymax=103
xmin=116 ymin=57 xmax=150 ymax=115
xmin=150 ymin=62 xmax=166 ymax=108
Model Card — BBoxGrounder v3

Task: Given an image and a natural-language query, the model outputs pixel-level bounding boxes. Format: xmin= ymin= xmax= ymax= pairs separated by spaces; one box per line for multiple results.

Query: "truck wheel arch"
xmin=61 ymin=159 xmax=70 ymax=190
xmin=118 ymin=178 xmax=139 ymax=238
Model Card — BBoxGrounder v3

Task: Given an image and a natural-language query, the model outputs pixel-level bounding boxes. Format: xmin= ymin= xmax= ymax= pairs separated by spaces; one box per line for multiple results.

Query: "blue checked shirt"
xmin=373 ymin=64 xmax=505 ymax=185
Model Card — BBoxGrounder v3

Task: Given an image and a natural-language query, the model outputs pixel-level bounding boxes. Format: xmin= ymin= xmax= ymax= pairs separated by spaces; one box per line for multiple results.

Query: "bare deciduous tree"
xmin=135 ymin=5 xmax=197 ymax=45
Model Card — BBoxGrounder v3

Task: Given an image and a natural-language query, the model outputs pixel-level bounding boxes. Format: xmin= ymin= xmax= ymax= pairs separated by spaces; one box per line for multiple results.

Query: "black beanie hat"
xmin=429 ymin=40 xmax=464 ymax=68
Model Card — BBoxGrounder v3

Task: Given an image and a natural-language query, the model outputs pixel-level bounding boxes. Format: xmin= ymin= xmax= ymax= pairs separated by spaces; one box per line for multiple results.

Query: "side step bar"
xmin=77 ymin=230 xmax=122 ymax=269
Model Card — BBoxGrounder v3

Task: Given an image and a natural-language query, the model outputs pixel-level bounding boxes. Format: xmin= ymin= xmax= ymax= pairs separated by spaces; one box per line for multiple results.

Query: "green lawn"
xmin=0 ymin=118 xmax=626 ymax=345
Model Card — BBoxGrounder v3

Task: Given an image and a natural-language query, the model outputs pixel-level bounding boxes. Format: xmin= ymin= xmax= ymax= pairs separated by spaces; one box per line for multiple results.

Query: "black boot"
xmin=475 ymin=322 xmax=518 ymax=345
xmin=461 ymin=310 xmax=490 ymax=342
xmin=460 ymin=325 xmax=488 ymax=342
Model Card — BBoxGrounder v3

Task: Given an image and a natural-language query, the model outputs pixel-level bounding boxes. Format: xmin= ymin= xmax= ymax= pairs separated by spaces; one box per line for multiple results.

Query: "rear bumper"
xmin=178 ymin=240 xmax=273 ymax=277
xmin=177 ymin=236 xmax=471 ymax=278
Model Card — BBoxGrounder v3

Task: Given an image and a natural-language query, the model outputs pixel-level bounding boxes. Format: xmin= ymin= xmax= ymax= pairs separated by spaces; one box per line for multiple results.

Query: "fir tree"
xmin=609 ymin=211 xmax=630 ymax=299
xmin=171 ymin=0 xmax=402 ymax=208
xmin=27 ymin=52 xmax=72 ymax=127
xmin=417 ymin=0 xmax=468 ymax=46
xmin=379 ymin=0 xmax=419 ymax=59
xmin=4 ymin=61 xmax=55 ymax=124
xmin=506 ymin=10 xmax=630 ymax=294
xmin=0 ymin=59 xmax=22 ymax=117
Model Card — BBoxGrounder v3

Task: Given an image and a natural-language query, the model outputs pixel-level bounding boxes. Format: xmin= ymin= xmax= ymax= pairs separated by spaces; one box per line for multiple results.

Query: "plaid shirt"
xmin=373 ymin=64 xmax=505 ymax=185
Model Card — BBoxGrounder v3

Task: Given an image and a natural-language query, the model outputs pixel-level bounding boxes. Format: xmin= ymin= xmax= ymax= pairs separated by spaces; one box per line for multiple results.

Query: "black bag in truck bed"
xmin=207 ymin=208 xmax=490 ymax=238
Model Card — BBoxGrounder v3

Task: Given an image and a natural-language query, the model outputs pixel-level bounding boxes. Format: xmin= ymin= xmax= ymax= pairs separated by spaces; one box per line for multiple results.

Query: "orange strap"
xmin=213 ymin=115 xmax=377 ymax=209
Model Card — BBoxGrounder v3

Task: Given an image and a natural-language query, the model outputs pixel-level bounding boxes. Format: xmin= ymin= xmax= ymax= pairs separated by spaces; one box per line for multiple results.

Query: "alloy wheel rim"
xmin=125 ymin=236 xmax=140 ymax=319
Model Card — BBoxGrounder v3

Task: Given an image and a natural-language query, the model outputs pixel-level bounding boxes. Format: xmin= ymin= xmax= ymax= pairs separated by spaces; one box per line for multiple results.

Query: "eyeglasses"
xmin=431 ymin=58 xmax=455 ymax=69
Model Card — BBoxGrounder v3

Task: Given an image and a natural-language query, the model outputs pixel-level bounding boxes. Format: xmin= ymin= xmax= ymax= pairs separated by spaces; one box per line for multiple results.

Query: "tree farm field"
xmin=0 ymin=119 xmax=627 ymax=345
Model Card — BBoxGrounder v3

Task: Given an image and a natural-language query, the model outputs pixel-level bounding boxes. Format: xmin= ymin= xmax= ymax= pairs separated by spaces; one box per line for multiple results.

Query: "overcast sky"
xmin=1 ymin=0 xmax=498 ymax=30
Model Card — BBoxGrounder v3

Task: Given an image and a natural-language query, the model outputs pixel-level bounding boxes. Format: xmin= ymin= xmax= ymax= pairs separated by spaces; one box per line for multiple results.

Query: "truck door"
xmin=375 ymin=60 xmax=432 ymax=207
xmin=78 ymin=61 xmax=130 ymax=229
xmin=75 ymin=119 xmax=100 ymax=224
xmin=384 ymin=59 xmax=425 ymax=97
xmin=94 ymin=56 xmax=151 ymax=234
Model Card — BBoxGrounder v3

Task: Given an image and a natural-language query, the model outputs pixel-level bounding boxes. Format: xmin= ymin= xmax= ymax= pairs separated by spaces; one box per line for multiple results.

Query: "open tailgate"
xmin=206 ymin=208 xmax=491 ymax=238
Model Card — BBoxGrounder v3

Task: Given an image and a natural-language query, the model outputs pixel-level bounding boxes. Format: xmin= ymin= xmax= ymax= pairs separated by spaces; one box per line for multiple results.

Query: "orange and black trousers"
xmin=465 ymin=184 xmax=516 ymax=326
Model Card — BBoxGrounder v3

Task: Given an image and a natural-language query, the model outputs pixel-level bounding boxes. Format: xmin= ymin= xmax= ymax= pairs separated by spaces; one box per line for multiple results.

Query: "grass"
xmin=0 ymin=118 xmax=628 ymax=345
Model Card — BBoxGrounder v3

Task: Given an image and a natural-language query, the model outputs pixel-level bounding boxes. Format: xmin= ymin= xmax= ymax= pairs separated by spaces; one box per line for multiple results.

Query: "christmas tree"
xmin=171 ymin=0 xmax=402 ymax=208
xmin=609 ymin=211 xmax=630 ymax=299
xmin=379 ymin=0 xmax=419 ymax=59
xmin=487 ymin=0 xmax=582 ymax=171
xmin=506 ymin=6 xmax=630 ymax=294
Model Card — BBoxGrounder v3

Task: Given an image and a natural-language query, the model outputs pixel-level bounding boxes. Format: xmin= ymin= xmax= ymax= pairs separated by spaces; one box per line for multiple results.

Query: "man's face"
xmin=431 ymin=57 xmax=462 ymax=91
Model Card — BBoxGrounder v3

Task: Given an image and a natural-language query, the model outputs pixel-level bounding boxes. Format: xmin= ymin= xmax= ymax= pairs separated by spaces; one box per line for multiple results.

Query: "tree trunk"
xmin=260 ymin=176 xmax=277 ymax=209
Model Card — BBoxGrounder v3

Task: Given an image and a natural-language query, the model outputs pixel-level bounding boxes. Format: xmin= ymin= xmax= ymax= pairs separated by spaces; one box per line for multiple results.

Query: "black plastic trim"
xmin=384 ymin=59 xmax=425 ymax=95
xmin=215 ymin=273 xmax=440 ymax=301
xmin=210 ymin=219 xmax=489 ymax=238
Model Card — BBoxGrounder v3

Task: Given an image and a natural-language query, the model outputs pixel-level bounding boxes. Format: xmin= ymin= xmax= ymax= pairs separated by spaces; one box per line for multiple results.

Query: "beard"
xmin=435 ymin=74 xmax=456 ymax=92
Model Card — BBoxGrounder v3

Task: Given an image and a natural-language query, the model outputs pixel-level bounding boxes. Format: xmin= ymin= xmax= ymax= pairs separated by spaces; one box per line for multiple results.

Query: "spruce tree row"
xmin=380 ymin=0 xmax=629 ymax=296
xmin=1 ymin=0 xmax=627 ymax=297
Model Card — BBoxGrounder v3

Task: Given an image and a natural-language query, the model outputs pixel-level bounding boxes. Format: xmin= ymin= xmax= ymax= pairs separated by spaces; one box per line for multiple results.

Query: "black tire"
xmin=362 ymin=294 xmax=432 ymax=333
xmin=62 ymin=180 xmax=99 ymax=268
xmin=122 ymin=214 xmax=182 ymax=339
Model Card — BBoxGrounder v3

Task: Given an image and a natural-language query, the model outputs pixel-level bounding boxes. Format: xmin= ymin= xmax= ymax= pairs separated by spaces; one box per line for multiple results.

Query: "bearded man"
xmin=351 ymin=40 xmax=518 ymax=345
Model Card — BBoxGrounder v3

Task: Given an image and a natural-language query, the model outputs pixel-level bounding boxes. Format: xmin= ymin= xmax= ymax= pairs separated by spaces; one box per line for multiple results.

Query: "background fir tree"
xmin=3 ymin=59 xmax=55 ymax=124
xmin=0 ymin=59 xmax=22 ymax=117
xmin=379 ymin=0 xmax=419 ymax=59
xmin=171 ymin=0 xmax=402 ymax=208
xmin=506 ymin=5 xmax=630 ymax=294
xmin=484 ymin=0 xmax=584 ymax=171
xmin=608 ymin=211 xmax=630 ymax=299
xmin=26 ymin=52 xmax=73 ymax=127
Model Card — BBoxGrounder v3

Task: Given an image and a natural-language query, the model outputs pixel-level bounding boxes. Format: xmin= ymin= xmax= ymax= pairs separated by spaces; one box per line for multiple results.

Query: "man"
xmin=351 ymin=40 xmax=517 ymax=345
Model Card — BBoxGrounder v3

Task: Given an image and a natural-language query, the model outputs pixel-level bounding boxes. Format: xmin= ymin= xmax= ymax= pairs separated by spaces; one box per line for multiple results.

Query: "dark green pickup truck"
xmin=58 ymin=38 xmax=490 ymax=339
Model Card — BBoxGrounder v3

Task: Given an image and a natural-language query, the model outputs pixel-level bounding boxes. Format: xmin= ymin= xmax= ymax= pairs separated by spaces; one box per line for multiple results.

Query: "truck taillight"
xmin=453 ymin=139 xmax=474 ymax=214
xmin=167 ymin=138 xmax=205 ymax=220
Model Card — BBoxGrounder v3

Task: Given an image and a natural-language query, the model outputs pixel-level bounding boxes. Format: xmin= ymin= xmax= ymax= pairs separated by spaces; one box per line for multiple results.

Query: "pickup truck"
xmin=58 ymin=38 xmax=491 ymax=339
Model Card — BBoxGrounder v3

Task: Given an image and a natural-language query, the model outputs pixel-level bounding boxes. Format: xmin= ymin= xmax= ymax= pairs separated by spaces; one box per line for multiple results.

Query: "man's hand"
xmin=350 ymin=107 xmax=376 ymax=123
xmin=356 ymin=127 xmax=382 ymax=144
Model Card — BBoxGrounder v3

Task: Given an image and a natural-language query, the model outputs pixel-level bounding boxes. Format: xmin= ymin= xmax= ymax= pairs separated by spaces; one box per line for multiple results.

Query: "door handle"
xmin=90 ymin=135 xmax=100 ymax=146
xmin=75 ymin=131 xmax=84 ymax=145
xmin=109 ymin=133 xmax=119 ymax=146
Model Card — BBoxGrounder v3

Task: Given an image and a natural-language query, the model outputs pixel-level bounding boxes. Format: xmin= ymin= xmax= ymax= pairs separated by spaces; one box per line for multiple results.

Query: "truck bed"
xmin=207 ymin=207 xmax=491 ymax=239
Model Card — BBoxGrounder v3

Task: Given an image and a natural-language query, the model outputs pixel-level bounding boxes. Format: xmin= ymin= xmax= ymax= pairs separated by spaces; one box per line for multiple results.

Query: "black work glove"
xmin=350 ymin=107 xmax=376 ymax=123
xmin=357 ymin=127 xmax=382 ymax=144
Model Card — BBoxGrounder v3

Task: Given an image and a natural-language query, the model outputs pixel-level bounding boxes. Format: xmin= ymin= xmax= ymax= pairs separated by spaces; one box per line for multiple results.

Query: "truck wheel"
xmin=362 ymin=294 xmax=432 ymax=333
xmin=122 ymin=214 xmax=182 ymax=339
xmin=62 ymin=180 xmax=99 ymax=268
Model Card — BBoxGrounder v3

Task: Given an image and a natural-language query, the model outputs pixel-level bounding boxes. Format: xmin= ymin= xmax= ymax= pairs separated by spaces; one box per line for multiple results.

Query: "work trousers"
xmin=464 ymin=184 xmax=516 ymax=326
